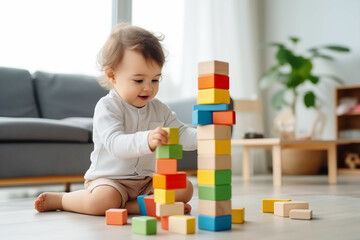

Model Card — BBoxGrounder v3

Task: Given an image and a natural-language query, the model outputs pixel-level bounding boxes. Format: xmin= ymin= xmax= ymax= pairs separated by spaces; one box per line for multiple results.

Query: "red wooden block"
xmin=156 ymin=159 xmax=177 ymax=174
xmin=144 ymin=195 xmax=160 ymax=220
xmin=213 ymin=110 xmax=236 ymax=125
xmin=106 ymin=209 xmax=127 ymax=225
xmin=161 ymin=216 xmax=169 ymax=230
xmin=198 ymin=74 xmax=229 ymax=90
xmin=153 ymin=172 xmax=187 ymax=190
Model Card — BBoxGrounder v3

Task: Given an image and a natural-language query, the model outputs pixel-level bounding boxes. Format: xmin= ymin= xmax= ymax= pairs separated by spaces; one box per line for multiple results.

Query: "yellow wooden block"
xmin=198 ymin=140 xmax=231 ymax=155
xmin=169 ymin=215 xmax=196 ymax=234
xmin=197 ymin=169 xmax=231 ymax=186
xmin=197 ymin=89 xmax=230 ymax=104
xmin=232 ymin=208 xmax=245 ymax=224
xmin=162 ymin=127 xmax=179 ymax=145
xmin=197 ymin=125 xmax=231 ymax=140
xmin=262 ymin=199 xmax=292 ymax=213
xmin=154 ymin=189 xmax=175 ymax=204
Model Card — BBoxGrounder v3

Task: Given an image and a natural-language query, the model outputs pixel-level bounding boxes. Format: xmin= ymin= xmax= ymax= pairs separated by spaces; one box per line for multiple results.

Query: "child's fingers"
xmin=153 ymin=132 xmax=168 ymax=144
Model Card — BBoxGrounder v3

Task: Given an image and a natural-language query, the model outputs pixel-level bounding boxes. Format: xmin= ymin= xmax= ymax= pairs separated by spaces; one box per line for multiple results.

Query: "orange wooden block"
xmin=198 ymin=74 xmax=229 ymax=90
xmin=144 ymin=195 xmax=160 ymax=220
xmin=161 ymin=216 xmax=169 ymax=230
xmin=213 ymin=110 xmax=236 ymax=125
xmin=156 ymin=159 xmax=177 ymax=174
xmin=153 ymin=172 xmax=187 ymax=190
xmin=106 ymin=209 xmax=127 ymax=225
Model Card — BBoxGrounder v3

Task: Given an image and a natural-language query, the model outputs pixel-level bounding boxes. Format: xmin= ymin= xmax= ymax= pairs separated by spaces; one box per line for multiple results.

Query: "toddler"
xmin=34 ymin=23 xmax=197 ymax=215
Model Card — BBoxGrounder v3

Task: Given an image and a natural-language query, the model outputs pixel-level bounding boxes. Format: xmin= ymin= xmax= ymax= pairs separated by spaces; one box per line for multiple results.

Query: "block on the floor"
xmin=198 ymin=199 xmax=231 ymax=216
xmin=274 ymin=201 xmax=309 ymax=217
xmin=137 ymin=195 xmax=148 ymax=216
xmin=198 ymin=74 xmax=229 ymax=90
xmin=132 ymin=216 xmax=157 ymax=235
xmin=153 ymin=172 xmax=187 ymax=189
xmin=143 ymin=195 xmax=160 ymax=219
xmin=198 ymin=184 xmax=231 ymax=201
xmin=161 ymin=216 xmax=169 ymax=230
xmin=198 ymin=214 xmax=231 ymax=231
xmin=197 ymin=155 xmax=232 ymax=170
xmin=198 ymin=139 xmax=231 ymax=155
xmin=198 ymin=60 xmax=229 ymax=76
xmin=155 ymin=144 xmax=183 ymax=159
xmin=193 ymin=103 xmax=228 ymax=111
xmin=169 ymin=215 xmax=196 ymax=234
xmin=192 ymin=110 xmax=213 ymax=125
xmin=105 ymin=209 xmax=127 ymax=225
xmin=212 ymin=110 xmax=236 ymax=125
xmin=162 ymin=127 xmax=179 ymax=145
xmin=289 ymin=209 xmax=312 ymax=220
xmin=197 ymin=169 xmax=232 ymax=186
xmin=232 ymin=208 xmax=245 ymax=224
xmin=156 ymin=158 xmax=177 ymax=174
xmin=262 ymin=199 xmax=292 ymax=213
xmin=156 ymin=202 xmax=184 ymax=217
xmin=154 ymin=189 xmax=175 ymax=204
xmin=197 ymin=89 xmax=230 ymax=105
xmin=197 ymin=125 xmax=231 ymax=140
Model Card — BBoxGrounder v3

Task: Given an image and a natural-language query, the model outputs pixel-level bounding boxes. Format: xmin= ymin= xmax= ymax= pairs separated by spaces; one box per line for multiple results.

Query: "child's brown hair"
xmin=97 ymin=23 xmax=165 ymax=89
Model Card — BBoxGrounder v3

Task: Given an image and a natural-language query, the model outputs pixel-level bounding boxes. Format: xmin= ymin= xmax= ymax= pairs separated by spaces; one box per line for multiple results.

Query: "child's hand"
xmin=148 ymin=126 xmax=169 ymax=152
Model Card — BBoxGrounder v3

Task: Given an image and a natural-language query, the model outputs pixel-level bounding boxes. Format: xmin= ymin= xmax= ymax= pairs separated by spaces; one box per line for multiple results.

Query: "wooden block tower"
xmin=153 ymin=128 xmax=186 ymax=230
xmin=193 ymin=60 xmax=235 ymax=231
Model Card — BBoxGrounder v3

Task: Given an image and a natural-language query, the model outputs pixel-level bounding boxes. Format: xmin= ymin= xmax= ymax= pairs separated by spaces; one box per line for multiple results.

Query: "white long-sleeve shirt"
xmin=84 ymin=89 xmax=197 ymax=180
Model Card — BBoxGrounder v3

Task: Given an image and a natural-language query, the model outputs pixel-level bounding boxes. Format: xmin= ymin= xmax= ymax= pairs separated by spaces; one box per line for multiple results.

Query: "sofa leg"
xmin=65 ymin=183 xmax=71 ymax=192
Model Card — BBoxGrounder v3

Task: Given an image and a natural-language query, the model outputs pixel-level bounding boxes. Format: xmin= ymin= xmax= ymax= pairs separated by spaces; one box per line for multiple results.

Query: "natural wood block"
xmin=289 ymin=209 xmax=312 ymax=220
xmin=169 ymin=215 xmax=196 ymax=234
xmin=105 ymin=209 xmax=127 ymax=225
xmin=232 ymin=208 xmax=245 ymax=224
xmin=192 ymin=110 xmax=213 ymax=125
xmin=197 ymin=169 xmax=231 ymax=186
xmin=198 ymin=140 xmax=231 ymax=155
xmin=213 ymin=110 xmax=236 ymax=125
xmin=193 ymin=103 xmax=228 ymax=111
xmin=155 ymin=145 xmax=182 ymax=159
xmin=197 ymin=89 xmax=230 ymax=104
xmin=198 ymin=214 xmax=231 ymax=231
xmin=132 ymin=216 xmax=157 ymax=235
xmin=198 ymin=184 xmax=231 ymax=201
xmin=197 ymin=155 xmax=231 ymax=170
xmin=152 ymin=172 xmax=187 ymax=190
xmin=137 ymin=195 xmax=148 ymax=216
xmin=161 ymin=216 xmax=169 ymax=230
xmin=156 ymin=202 xmax=184 ymax=217
xmin=198 ymin=74 xmax=229 ymax=90
xmin=198 ymin=199 xmax=231 ymax=216
xmin=274 ymin=201 xmax=309 ymax=217
xmin=143 ymin=195 xmax=160 ymax=220
xmin=198 ymin=60 xmax=229 ymax=76
xmin=154 ymin=189 xmax=175 ymax=204
xmin=262 ymin=199 xmax=292 ymax=213
xmin=162 ymin=127 xmax=179 ymax=145
xmin=156 ymin=159 xmax=177 ymax=174
xmin=197 ymin=125 xmax=231 ymax=140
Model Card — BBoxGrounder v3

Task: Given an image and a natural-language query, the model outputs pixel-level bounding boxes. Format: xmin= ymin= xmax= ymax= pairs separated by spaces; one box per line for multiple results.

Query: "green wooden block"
xmin=132 ymin=216 xmax=157 ymax=235
xmin=198 ymin=184 xmax=231 ymax=201
xmin=155 ymin=144 xmax=183 ymax=159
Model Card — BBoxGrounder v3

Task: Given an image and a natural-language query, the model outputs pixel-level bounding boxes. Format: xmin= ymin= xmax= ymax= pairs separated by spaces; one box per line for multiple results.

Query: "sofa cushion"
xmin=0 ymin=117 xmax=91 ymax=142
xmin=0 ymin=67 xmax=40 ymax=118
xmin=33 ymin=71 xmax=107 ymax=119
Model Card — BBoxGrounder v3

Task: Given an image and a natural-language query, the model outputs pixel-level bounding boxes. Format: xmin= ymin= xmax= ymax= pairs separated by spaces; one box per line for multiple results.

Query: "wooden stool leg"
xmin=243 ymin=147 xmax=251 ymax=182
xmin=272 ymin=145 xmax=282 ymax=186
xmin=65 ymin=182 xmax=71 ymax=192
xmin=328 ymin=144 xmax=337 ymax=184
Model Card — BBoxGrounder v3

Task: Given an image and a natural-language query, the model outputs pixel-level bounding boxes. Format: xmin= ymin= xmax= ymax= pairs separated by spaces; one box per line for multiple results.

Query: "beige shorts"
xmin=84 ymin=177 xmax=154 ymax=208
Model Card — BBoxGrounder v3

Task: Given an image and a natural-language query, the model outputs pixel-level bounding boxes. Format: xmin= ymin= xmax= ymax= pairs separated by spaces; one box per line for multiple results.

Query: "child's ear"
xmin=105 ymin=66 xmax=116 ymax=84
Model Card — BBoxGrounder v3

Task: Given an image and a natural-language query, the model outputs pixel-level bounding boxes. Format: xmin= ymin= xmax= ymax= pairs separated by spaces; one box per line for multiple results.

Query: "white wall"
xmin=261 ymin=0 xmax=360 ymax=139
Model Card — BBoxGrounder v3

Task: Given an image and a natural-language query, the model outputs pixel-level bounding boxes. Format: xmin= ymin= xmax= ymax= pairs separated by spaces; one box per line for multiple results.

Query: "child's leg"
xmin=175 ymin=179 xmax=193 ymax=213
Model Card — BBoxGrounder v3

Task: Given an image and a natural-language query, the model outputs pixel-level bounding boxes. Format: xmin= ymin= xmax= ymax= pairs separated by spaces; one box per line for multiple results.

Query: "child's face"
xmin=107 ymin=49 xmax=162 ymax=108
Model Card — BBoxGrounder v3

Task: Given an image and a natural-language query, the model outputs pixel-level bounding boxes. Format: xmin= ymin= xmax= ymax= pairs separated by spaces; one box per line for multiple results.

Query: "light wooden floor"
xmin=0 ymin=175 xmax=359 ymax=240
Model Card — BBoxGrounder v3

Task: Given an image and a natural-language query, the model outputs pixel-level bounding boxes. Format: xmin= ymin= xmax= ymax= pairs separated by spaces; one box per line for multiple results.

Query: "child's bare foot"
xmin=184 ymin=203 xmax=192 ymax=214
xmin=34 ymin=192 xmax=65 ymax=212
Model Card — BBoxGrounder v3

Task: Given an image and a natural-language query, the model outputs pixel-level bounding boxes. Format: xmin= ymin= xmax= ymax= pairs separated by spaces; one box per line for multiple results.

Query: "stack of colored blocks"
xmin=193 ymin=60 xmax=235 ymax=231
xmin=153 ymin=128 xmax=186 ymax=230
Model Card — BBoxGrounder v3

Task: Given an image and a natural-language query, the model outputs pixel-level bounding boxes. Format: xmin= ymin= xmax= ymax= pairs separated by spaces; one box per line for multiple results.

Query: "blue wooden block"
xmin=137 ymin=195 xmax=148 ymax=216
xmin=198 ymin=215 xmax=232 ymax=231
xmin=193 ymin=104 xmax=228 ymax=111
xmin=192 ymin=110 xmax=213 ymax=125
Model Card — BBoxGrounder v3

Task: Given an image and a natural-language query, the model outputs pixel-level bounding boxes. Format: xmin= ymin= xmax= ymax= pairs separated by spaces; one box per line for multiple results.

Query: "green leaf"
xmin=285 ymin=75 xmax=303 ymax=88
xmin=276 ymin=47 xmax=293 ymax=65
xmin=289 ymin=37 xmax=300 ymax=44
xmin=323 ymin=45 xmax=350 ymax=52
xmin=319 ymin=74 xmax=344 ymax=84
xmin=308 ymin=47 xmax=319 ymax=53
xmin=259 ymin=66 xmax=280 ymax=89
xmin=260 ymin=42 xmax=284 ymax=49
xmin=313 ymin=54 xmax=334 ymax=61
xmin=304 ymin=91 xmax=316 ymax=108
xmin=290 ymin=58 xmax=312 ymax=81
xmin=271 ymin=89 xmax=287 ymax=109
xmin=308 ymin=75 xmax=319 ymax=84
